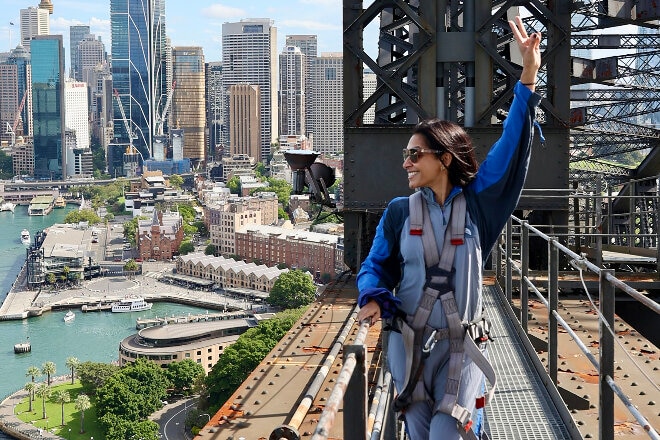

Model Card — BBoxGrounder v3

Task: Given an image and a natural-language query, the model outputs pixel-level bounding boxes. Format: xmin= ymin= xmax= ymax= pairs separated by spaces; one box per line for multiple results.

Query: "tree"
xmin=24 ymin=382 xmax=36 ymax=412
xmin=204 ymin=244 xmax=216 ymax=255
xmin=63 ymin=209 xmax=102 ymax=225
xmin=35 ymin=382 xmax=51 ymax=419
xmin=77 ymin=361 xmax=119 ymax=397
xmin=62 ymin=266 xmax=71 ymax=282
xmin=167 ymin=359 xmax=206 ymax=396
xmin=169 ymin=174 xmax=183 ymax=189
xmin=75 ymin=393 xmax=91 ymax=433
xmin=46 ymin=273 xmax=56 ymax=285
xmin=123 ymin=259 xmax=139 ymax=278
xmin=226 ymin=175 xmax=240 ymax=194
xmin=42 ymin=361 xmax=56 ymax=385
xmin=26 ymin=365 xmax=41 ymax=384
xmin=268 ymin=270 xmax=316 ymax=309
xmin=66 ymin=357 xmax=80 ymax=384
xmin=179 ymin=240 xmax=195 ymax=255
xmin=53 ymin=389 xmax=71 ymax=426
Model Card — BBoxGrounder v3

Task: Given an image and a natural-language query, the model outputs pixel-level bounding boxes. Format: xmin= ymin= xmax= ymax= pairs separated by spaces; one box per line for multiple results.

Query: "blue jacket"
xmin=357 ymin=80 xmax=542 ymax=324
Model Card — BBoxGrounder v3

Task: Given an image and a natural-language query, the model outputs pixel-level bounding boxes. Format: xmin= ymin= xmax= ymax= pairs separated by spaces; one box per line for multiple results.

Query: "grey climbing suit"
xmin=393 ymin=190 xmax=497 ymax=439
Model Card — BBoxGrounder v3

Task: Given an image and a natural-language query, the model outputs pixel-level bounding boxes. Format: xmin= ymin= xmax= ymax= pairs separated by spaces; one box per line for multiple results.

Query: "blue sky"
xmin=1 ymin=0 xmax=346 ymax=68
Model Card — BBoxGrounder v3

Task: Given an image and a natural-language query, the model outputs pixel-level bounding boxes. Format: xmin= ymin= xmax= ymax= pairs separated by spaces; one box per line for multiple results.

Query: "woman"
xmin=356 ymin=16 xmax=542 ymax=439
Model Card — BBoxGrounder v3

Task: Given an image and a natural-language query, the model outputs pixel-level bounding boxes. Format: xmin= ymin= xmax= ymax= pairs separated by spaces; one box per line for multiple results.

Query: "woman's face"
xmin=403 ymin=133 xmax=446 ymax=190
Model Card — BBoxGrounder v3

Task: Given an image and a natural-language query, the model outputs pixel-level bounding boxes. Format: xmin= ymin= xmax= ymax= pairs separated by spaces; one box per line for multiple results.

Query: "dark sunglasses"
xmin=402 ymin=148 xmax=438 ymax=163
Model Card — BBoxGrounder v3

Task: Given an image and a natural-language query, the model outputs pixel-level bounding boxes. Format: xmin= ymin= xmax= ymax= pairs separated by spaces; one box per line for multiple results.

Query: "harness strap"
xmin=394 ymin=192 xmax=465 ymax=412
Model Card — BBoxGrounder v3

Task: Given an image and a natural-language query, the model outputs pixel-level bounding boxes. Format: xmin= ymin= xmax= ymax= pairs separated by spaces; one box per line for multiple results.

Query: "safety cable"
xmin=571 ymin=256 xmax=660 ymax=393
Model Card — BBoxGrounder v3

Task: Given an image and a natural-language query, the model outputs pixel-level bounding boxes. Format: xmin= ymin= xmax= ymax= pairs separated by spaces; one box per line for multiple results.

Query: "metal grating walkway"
xmin=483 ymin=285 xmax=573 ymax=439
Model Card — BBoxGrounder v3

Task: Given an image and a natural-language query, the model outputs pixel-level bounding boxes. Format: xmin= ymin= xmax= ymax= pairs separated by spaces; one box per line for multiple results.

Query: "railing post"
xmin=506 ymin=217 xmax=512 ymax=304
xmin=599 ymin=269 xmax=615 ymax=440
xmin=521 ymin=220 xmax=529 ymax=332
xmin=343 ymin=343 xmax=368 ymax=440
xmin=548 ymin=238 xmax=558 ymax=385
xmin=495 ymin=234 xmax=502 ymax=283
xmin=596 ymin=177 xmax=603 ymax=267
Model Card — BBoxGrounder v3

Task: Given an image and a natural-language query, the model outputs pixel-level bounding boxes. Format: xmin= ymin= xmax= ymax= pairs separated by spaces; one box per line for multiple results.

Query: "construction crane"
xmin=155 ymin=80 xmax=176 ymax=136
xmin=5 ymin=90 xmax=27 ymax=146
xmin=113 ymin=89 xmax=136 ymax=145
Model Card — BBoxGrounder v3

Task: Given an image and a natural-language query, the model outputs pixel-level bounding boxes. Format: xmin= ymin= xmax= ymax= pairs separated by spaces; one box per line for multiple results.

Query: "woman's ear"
xmin=441 ymin=152 xmax=452 ymax=167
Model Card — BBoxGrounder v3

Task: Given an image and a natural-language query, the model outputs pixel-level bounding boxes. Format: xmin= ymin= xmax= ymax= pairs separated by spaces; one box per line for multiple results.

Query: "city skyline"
xmin=1 ymin=0 xmax=345 ymax=67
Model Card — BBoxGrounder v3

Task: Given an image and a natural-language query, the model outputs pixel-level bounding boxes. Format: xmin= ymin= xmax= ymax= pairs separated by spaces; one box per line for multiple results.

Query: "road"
xmin=153 ymin=396 xmax=199 ymax=440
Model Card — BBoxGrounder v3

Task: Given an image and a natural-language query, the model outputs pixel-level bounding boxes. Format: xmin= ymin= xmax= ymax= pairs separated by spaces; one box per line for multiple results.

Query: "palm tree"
xmin=65 ymin=357 xmax=80 ymax=384
xmin=35 ymin=382 xmax=51 ymax=420
xmin=74 ymin=394 xmax=91 ymax=434
xmin=42 ymin=361 xmax=56 ymax=385
xmin=24 ymin=382 xmax=36 ymax=412
xmin=26 ymin=365 xmax=41 ymax=384
xmin=53 ymin=390 xmax=71 ymax=426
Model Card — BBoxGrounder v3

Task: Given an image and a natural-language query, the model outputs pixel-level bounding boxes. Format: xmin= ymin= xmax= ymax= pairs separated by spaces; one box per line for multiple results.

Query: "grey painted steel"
xmin=548 ymin=239 xmax=559 ymax=386
xmin=482 ymin=284 xmax=576 ymax=439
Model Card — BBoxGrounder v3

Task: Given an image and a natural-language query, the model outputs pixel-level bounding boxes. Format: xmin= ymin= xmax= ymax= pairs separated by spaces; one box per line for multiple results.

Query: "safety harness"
xmin=392 ymin=191 xmax=497 ymax=439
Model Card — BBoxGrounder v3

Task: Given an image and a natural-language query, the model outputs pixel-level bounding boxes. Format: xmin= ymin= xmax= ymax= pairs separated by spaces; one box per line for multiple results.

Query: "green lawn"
xmin=14 ymin=381 xmax=103 ymax=440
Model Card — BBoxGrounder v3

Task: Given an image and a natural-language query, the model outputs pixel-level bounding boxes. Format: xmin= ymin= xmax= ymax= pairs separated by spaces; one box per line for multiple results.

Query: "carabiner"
xmin=423 ymin=329 xmax=437 ymax=353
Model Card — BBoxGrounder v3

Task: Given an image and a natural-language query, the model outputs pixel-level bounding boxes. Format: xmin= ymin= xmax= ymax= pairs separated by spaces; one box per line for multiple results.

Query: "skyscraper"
xmin=171 ymin=46 xmax=206 ymax=165
xmin=20 ymin=6 xmax=50 ymax=52
xmin=0 ymin=64 xmax=19 ymax=146
xmin=205 ymin=61 xmax=224 ymax=160
xmin=31 ymin=35 xmax=65 ymax=180
xmin=110 ymin=0 xmax=168 ymax=161
xmin=222 ymin=19 xmax=278 ymax=163
xmin=69 ymin=25 xmax=90 ymax=80
xmin=285 ymin=35 xmax=317 ymax=136
xmin=7 ymin=44 xmax=32 ymax=138
xmin=64 ymin=80 xmax=90 ymax=150
xmin=77 ymin=34 xmax=106 ymax=85
xmin=229 ymin=84 xmax=261 ymax=159
xmin=308 ymin=52 xmax=343 ymax=155
xmin=279 ymin=46 xmax=305 ymax=137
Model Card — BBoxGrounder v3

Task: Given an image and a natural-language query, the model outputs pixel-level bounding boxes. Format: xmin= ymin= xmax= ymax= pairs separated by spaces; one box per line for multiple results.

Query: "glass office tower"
xmin=31 ymin=35 xmax=65 ymax=180
xmin=110 ymin=0 xmax=168 ymax=160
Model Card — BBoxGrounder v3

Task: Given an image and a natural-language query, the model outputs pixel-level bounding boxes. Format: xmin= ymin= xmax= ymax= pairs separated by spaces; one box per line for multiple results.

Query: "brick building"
xmin=235 ymin=224 xmax=342 ymax=277
xmin=137 ymin=209 xmax=185 ymax=261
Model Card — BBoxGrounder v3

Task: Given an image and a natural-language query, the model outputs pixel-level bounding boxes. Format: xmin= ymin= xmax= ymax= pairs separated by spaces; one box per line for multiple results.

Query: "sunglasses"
xmin=402 ymin=148 xmax=438 ymax=163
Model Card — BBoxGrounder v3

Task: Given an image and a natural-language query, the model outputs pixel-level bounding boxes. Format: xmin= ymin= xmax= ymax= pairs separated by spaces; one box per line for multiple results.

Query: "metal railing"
xmin=497 ymin=216 xmax=659 ymax=439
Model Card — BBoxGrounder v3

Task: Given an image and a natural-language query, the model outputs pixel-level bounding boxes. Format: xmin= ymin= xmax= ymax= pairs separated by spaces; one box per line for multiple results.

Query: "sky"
xmin=0 ymin=0 xmax=348 ymax=71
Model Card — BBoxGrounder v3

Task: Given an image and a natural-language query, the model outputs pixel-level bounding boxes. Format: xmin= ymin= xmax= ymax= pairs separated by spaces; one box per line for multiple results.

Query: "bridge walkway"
xmin=195 ymin=276 xmax=587 ymax=439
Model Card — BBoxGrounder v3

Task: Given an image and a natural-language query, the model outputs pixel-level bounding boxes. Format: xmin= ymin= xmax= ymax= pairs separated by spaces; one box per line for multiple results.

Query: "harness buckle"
xmin=422 ymin=329 xmax=437 ymax=354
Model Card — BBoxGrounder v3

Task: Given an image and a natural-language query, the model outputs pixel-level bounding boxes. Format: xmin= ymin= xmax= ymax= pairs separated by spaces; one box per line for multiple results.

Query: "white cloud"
xmin=202 ymin=4 xmax=246 ymax=19
xmin=278 ymin=19 xmax=341 ymax=32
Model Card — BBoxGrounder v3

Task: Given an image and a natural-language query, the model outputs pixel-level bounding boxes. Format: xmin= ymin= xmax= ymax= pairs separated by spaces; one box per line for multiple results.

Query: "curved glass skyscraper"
xmin=110 ymin=0 xmax=168 ymax=161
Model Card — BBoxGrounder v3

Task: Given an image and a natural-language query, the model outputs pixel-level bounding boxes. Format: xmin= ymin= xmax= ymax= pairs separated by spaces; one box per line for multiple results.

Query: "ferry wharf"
xmin=0 ymin=263 xmax=266 ymax=321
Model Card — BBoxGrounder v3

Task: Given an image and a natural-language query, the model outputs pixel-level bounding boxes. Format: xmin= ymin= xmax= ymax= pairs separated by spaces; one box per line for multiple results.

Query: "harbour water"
xmin=0 ymin=206 xmax=210 ymax=403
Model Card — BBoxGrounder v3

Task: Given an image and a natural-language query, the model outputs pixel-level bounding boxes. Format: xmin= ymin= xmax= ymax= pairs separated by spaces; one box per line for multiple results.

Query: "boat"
xmin=20 ymin=229 xmax=30 ymax=245
xmin=111 ymin=296 xmax=153 ymax=313
xmin=63 ymin=310 xmax=75 ymax=322
xmin=54 ymin=196 xmax=66 ymax=208
xmin=0 ymin=199 xmax=15 ymax=212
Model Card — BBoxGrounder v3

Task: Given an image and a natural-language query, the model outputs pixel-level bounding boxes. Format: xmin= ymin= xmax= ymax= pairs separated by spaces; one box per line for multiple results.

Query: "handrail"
xmin=311 ymin=320 xmax=371 ymax=440
xmin=502 ymin=217 xmax=659 ymax=439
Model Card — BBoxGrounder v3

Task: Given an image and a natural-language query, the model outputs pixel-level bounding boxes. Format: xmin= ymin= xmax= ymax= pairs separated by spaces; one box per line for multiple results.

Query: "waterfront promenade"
xmin=0 ymin=262 xmax=259 ymax=322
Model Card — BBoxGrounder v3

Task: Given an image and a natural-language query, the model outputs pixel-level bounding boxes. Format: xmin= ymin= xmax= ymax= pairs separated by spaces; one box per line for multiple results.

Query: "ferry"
xmin=63 ymin=310 xmax=76 ymax=323
xmin=54 ymin=196 xmax=66 ymax=208
xmin=111 ymin=296 xmax=153 ymax=313
xmin=20 ymin=229 xmax=30 ymax=245
xmin=0 ymin=199 xmax=15 ymax=212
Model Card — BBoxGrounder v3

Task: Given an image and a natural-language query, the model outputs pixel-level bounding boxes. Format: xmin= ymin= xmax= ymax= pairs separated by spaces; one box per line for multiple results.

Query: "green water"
xmin=0 ymin=206 xmax=210 ymax=401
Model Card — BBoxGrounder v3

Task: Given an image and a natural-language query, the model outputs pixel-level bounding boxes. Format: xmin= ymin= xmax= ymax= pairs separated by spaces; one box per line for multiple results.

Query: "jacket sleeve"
xmin=356 ymin=198 xmax=406 ymax=314
xmin=466 ymin=81 xmax=542 ymax=255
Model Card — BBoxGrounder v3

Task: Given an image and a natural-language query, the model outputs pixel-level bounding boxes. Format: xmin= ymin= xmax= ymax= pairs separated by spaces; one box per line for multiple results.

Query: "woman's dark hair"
xmin=412 ymin=118 xmax=479 ymax=187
